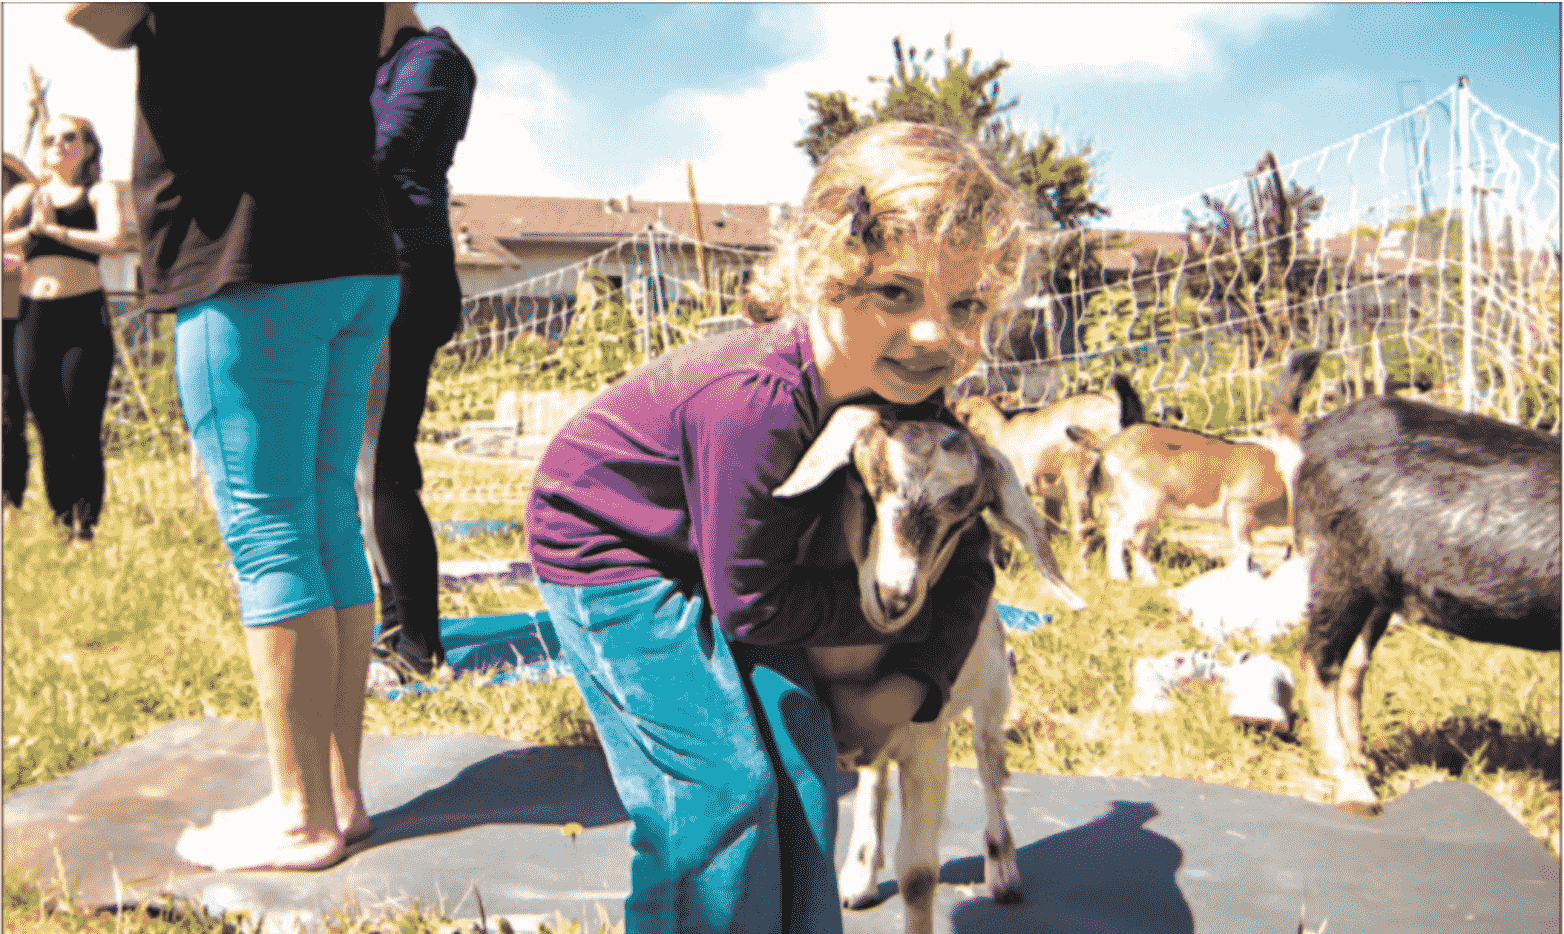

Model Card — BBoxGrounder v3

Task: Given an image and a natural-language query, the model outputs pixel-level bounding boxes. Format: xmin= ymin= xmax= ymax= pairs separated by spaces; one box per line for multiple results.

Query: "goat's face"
xmin=846 ymin=420 xmax=990 ymax=630
xmin=775 ymin=406 xmax=1086 ymax=633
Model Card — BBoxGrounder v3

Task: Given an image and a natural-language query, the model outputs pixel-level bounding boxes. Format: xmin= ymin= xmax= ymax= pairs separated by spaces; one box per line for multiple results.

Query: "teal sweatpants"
xmin=537 ymin=576 xmax=843 ymax=934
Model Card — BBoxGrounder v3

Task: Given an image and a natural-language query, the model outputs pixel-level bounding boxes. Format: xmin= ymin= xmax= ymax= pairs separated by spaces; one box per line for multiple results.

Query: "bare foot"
xmin=337 ymin=792 xmax=373 ymax=844
xmin=176 ymin=795 xmax=345 ymax=872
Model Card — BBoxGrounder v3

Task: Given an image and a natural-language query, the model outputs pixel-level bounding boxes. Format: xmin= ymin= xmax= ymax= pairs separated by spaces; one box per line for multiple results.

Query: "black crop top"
xmin=21 ymin=190 xmax=100 ymax=264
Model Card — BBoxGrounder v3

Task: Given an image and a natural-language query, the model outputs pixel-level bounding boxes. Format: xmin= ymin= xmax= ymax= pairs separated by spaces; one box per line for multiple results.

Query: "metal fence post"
xmin=1457 ymin=75 xmax=1476 ymax=412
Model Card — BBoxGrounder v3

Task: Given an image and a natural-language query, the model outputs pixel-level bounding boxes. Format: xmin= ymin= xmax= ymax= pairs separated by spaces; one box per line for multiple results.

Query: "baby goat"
xmin=951 ymin=375 xmax=1141 ymax=547
xmin=1288 ymin=394 xmax=1561 ymax=814
xmin=1065 ymin=355 xmax=1321 ymax=583
xmin=773 ymin=405 xmax=1085 ymax=934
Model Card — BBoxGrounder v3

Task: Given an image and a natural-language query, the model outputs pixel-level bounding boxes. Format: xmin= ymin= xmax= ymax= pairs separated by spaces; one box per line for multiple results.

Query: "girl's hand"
xmin=28 ymin=189 xmax=55 ymax=236
xmin=822 ymin=672 xmax=928 ymax=768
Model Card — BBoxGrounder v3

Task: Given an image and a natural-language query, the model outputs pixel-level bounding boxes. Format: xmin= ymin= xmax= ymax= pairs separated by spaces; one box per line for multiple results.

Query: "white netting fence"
xmin=98 ymin=80 xmax=1559 ymax=481
xmin=962 ymin=80 xmax=1559 ymax=433
xmin=425 ymin=228 xmax=767 ymax=443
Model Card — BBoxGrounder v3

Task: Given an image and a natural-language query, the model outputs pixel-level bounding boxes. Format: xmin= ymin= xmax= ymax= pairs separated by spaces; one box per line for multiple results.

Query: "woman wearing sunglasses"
xmin=1 ymin=114 xmax=125 ymax=543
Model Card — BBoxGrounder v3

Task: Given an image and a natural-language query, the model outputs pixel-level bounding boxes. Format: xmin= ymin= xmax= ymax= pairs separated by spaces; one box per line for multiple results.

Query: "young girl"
xmin=526 ymin=121 xmax=1033 ymax=933
xmin=1 ymin=115 xmax=125 ymax=542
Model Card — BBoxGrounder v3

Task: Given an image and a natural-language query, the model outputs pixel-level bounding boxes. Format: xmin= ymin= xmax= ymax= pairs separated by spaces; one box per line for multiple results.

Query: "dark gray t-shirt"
xmin=131 ymin=4 xmax=399 ymax=312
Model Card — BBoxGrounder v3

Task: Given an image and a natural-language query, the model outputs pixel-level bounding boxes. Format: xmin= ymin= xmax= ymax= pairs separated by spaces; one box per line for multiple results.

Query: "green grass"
xmin=4 ymin=441 xmax=1558 ymax=933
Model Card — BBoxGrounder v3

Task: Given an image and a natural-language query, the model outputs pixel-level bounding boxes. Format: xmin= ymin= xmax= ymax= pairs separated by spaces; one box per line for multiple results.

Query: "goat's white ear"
xmin=973 ymin=435 xmax=1088 ymax=612
xmin=773 ymin=405 xmax=881 ymax=498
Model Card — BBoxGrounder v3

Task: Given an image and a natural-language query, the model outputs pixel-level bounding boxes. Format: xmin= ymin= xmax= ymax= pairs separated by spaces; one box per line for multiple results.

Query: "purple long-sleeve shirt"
xmin=373 ymin=26 xmax=475 ymax=254
xmin=526 ymin=318 xmax=994 ymax=720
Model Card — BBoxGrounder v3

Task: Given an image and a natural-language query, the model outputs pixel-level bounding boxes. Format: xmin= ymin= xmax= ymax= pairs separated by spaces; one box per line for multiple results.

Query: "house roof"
xmin=1101 ymin=230 xmax=1192 ymax=272
xmin=449 ymin=194 xmax=778 ymax=268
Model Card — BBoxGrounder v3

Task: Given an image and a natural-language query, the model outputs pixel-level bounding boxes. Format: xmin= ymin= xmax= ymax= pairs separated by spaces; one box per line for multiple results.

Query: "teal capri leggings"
xmin=176 ymin=276 xmax=400 ymax=627
xmin=537 ymin=575 xmax=844 ymax=934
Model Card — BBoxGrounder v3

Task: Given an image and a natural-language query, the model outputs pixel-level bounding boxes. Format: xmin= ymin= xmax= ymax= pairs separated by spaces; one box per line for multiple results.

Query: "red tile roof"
xmin=449 ymin=194 xmax=777 ymax=268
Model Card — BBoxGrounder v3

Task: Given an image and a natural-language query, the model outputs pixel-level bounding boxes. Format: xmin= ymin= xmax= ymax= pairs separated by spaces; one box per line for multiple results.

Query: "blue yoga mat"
xmin=378 ymin=604 xmax=1052 ymax=700
xmin=430 ymin=519 xmax=524 ymax=541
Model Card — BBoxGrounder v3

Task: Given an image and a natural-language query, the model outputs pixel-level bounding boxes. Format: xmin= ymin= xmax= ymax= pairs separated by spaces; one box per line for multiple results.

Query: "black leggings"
xmin=14 ymin=291 xmax=113 ymax=537
xmin=3 ymin=316 xmax=28 ymax=510
xmin=372 ymin=246 xmax=462 ymax=674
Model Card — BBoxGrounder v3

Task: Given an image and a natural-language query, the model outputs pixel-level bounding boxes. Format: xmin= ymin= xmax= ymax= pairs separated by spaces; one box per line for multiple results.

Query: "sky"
xmin=3 ymin=2 xmax=1560 ymax=233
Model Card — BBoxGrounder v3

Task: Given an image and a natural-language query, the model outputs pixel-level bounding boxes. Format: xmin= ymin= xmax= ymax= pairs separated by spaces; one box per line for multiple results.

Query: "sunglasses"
xmin=43 ymin=131 xmax=81 ymax=147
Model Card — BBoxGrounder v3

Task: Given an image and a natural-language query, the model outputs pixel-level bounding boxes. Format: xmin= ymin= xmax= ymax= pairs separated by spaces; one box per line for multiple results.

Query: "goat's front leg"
xmin=1301 ymin=627 xmax=1380 ymax=814
xmin=1126 ymin=518 xmax=1160 ymax=584
xmin=895 ymin=726 xmax=949 ymax=934
xmin=838 ymin=758 xmax=891 ymax=910
xmin=1225 ymin=504 xmax=1258 ymax=572
xmin=1103 ymin=504 xmax=1134 ymax=581
xmin=972 ymin=676 xmax=1023 ymax=903
xmin=1062 ymin=460 xmax=1093 ymax=555
xmin=1333 ymin=609 xmax=1393 ymax=814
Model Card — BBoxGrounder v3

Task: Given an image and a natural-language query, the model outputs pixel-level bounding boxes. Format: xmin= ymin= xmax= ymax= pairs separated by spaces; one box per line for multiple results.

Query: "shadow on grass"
xmin=1368 ymin=716 xmax=1562 ymax=788
xmin=1143 ymin=538 xmax=1223 ymax=576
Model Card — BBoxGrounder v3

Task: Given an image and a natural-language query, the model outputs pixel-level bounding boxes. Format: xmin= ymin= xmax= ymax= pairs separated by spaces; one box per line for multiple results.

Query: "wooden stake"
xmin=686 ymin=161 xmax=711 ymax=314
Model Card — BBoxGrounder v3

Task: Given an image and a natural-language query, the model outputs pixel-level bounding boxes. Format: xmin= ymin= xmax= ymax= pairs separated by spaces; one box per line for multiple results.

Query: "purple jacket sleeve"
xmin=680 ymin=370 xmax=873 ymax=646
xmin=373 ymin=37 xmax=469 ymax=169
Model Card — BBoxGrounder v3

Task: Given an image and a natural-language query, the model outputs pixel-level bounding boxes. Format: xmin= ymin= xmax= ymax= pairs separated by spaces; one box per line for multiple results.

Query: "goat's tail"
xmin=1268 ymin=349 xmax=1324 ymax=441
xmin=1110 ymin=374 xmax=1145 ymax=427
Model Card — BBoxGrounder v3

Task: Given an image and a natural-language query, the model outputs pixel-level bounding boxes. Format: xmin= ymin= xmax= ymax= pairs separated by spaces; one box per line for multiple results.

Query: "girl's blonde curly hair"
xmin=746 ymin=121 xmax=1033 ymax=324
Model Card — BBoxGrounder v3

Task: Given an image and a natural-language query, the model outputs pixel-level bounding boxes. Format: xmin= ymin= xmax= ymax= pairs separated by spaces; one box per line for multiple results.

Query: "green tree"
xmin=1173 ymin=152 xmax=1331 ymax=357
xmin=797 ymin=33 xmax=1108 ymax=231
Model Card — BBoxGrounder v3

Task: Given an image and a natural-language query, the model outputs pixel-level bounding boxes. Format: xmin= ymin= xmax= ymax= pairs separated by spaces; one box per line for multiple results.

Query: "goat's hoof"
xmin=1335 ymin=800 xmax=1383 ymax=817
xmin=842 ymin=893 xmax=880 ymax=912
xmin=992 ymin=885 xmax=1024 ymax=906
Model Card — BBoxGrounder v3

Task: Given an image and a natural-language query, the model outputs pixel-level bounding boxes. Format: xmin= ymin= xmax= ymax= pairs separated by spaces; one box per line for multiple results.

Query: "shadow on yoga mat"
xmin=5 ymin=718 xmax=1557 ymax=934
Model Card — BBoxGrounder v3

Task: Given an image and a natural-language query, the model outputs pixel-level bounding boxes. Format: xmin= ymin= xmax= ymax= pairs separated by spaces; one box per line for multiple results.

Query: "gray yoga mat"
xmin=4 ymin=718 xmax=1557 ymax=934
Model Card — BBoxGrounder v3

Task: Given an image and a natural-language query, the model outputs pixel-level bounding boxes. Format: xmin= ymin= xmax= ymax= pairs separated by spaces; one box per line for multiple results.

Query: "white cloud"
xmin=615 ymin=4 xmax=1318 ymax=207
xmin=448 ymin=59 xmax=580 ymax=196
xmin=632 ymin=59 xmax=839 ymax=205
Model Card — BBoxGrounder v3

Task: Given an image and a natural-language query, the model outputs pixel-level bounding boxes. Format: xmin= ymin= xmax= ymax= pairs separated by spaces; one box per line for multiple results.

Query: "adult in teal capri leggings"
xmin=173 ymin=275 xmax=399 ymax=871
xmin=66 ymin=3 xmax=405 ymax=873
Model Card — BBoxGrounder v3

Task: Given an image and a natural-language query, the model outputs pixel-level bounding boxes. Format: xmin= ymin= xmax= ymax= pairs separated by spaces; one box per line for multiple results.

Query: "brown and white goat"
xmin=1289 ymin=393 xmax=1561 ymax=814
xmin=773 ymin=405 xmax=1086 ymax=934
xmin=951 ymin=376 xmax=1140 ymax=547
xmin=1065 ymin=354 xmax=1323 ymax=583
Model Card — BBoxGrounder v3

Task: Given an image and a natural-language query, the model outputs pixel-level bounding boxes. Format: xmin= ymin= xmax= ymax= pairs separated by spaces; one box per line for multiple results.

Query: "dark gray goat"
xmin=1287 ymin=390 xmax=1561 ymax=813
